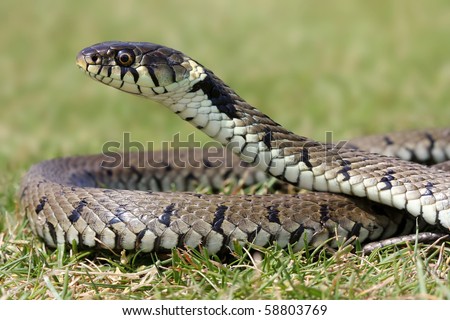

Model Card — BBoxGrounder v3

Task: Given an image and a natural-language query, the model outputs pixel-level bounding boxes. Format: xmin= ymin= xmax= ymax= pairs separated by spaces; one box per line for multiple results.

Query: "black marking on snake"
xmin=169 ymin=64 xmax=178 ymax=84
xmin=347 ymin=223 xmax=362 ymax=239
xmin=108 ymin=207 xmax=128 ymax=225
xmin=154 ymin=231 xmax=178 ymax=253
xmin=247 ymin=225 xmax=262 ymax=243
xmin=423 ymin=181 xmax=434 ymax=196
xmin=35 ymin=196 xmax=48 ymax=214
xmin=129 ymin=68 xmax=140 ymax=83
xmin=190 ymin=72 xmax=238 ymax=119
xmin=190 ymin=72 xmax=220 ymax=98
xmin=47 ymin=221 xmax=57 ymax=245
xmin=20 ymin=186 xmax=28 ymax=199
xmin=106 ymin=66 xmax=112 ymax=78
xmin=78 ymin=232 xmax=87 ymax=248
xmin=289 ymin=224 xmax=305 ymax=244
xmin=120 ymin=67 xmax=127 ymax=81
xmin=380 ymin=180 xmax=392 ymax=190
xmin=178 ymin=231 xmax=204 ymax=251
xmin=68 ymin=211 xmax=80 ymax=224
xmin=189 ymin=82 xmax=202 ymax=94
xmin=267 ymin=206 xmax=281 ymax=224
xmin=212 ymin=205 xmax=228 ymax=232
xmin=384 ymin=136 xmax=394 ymax=145
xmin=108 ymin=217 xmax=122 ymax=225
xmin=380 ymin=175 xmax=395 ymax=190
xmin=217 ymin=103 xmax=238 ymax=119
xmin=425 ymin=132 xmax=435 ymax=154
xmin=36 ymin=180 xmax=46 ymax=189
xmin=147 ymin=67 xmax=160 ymax=87
xmin=185 ymin=116 xmax=194 ymax=121
xmin=337 ymin=165 xmax=351 ymax=181
xmin=176 ymin=232 xmax=187 ymax=249
xmin=149 ymin=86 xmax=167 ymax=94
xmin=68 ymin=199 xmax=88 ymax=223
xmin=262 ymin=127 xmax=273 ymax=150
xmin=300 ymin=148 xmax=313 ymax=168
xmin=202 ymin=158 xmax=214 ymax=168
xmin=319 ymin=204 xmax=330 ymax=224
xmin=137 ymin=229 xmax=148 ymax=242
xmin=159 ymin=203 xmax=176 ymax=227
xmin=406 ymin=133 xmax=436 ymax=165
xmin=238 ymin=141 xmax=248 ymax=153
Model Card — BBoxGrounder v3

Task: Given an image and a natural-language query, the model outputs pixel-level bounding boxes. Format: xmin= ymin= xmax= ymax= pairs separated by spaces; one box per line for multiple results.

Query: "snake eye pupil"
xmin=91 ymin=54 xmax=100 ymax=64
xmin=116 ymin=50 xmax=135 ymax=67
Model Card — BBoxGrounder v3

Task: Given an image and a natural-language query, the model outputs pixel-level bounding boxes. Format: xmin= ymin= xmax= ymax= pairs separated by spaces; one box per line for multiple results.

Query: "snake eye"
xmin=91 ymin=54 xmax=101 ymax=64
xmin=116 ymin=49 xmax=135 ymax=67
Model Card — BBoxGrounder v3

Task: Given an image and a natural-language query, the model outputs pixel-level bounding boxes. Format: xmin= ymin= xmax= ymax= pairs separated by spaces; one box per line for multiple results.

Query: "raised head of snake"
xmin=76 ymin=41 xmax=290 ymax=147
xmin=76 ymin=42 xmax=202 ymax=99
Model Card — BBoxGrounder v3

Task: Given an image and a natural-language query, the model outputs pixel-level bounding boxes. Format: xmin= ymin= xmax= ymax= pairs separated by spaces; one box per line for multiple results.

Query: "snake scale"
xmin=20 ymin=41 xmax=450 ymax=255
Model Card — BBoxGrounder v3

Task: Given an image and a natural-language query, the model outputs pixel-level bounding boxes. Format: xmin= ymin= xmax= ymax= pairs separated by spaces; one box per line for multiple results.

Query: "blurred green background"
xmin=1 ymin=0 xmax=450 ymax=195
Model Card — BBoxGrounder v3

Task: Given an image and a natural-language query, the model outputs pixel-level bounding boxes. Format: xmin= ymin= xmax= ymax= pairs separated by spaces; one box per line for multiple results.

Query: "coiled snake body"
xmin=20 ymin=41 xmax=450 ymax=254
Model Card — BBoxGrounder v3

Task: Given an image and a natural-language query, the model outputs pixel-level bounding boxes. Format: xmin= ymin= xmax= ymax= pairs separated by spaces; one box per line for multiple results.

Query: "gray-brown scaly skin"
xmin=348 ymin=129 xmax=450 ymax=165
xmin=21 ymin=150 xmax=420 ymax=253
xmin=20 ymin=41 xmax=450 ymax=254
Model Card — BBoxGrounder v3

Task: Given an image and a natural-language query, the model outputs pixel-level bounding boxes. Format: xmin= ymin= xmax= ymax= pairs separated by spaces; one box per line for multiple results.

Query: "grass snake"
xmin=20 ymin=41 xmax=450 ymax=255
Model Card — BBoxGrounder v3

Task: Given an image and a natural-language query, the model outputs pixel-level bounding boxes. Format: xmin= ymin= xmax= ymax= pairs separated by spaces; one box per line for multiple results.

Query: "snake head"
xmin=76 ymin=41 xmax=207 ymax=97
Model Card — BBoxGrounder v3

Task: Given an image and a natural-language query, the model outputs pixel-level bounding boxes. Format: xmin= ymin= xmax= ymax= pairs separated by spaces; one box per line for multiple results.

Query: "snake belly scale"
xmin=20 ymin=41 xmax=450 ymax=254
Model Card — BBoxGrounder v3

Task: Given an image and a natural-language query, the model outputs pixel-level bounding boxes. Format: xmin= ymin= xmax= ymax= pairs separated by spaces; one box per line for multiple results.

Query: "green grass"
xmin=1 ymin=229 xmax=449 ymax=299
xmin=1 ymin=0 xmax=450 ymax=299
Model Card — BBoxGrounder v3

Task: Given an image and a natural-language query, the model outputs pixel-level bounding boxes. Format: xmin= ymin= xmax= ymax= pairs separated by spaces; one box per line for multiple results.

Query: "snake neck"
xmin=161 ymin=65 xmax=330 ymax=181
